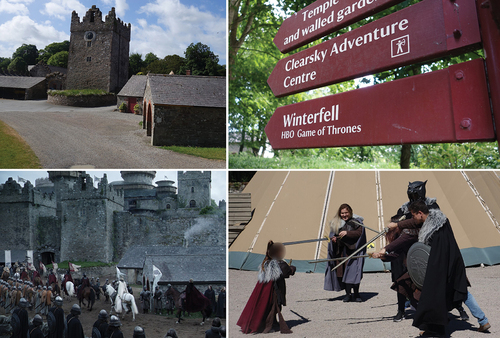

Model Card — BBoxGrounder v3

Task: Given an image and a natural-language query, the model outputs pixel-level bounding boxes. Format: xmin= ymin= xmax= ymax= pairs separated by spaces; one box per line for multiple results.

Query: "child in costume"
xmin=237 ymin=240 xmax=296 ymax=334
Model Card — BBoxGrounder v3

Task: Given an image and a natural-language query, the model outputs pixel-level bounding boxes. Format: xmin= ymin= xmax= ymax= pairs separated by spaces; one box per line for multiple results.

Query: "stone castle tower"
xmin=177 ymin=171 xmax=212 ymax=209
xmin=66 ymin=5 xmax=130 ymax=93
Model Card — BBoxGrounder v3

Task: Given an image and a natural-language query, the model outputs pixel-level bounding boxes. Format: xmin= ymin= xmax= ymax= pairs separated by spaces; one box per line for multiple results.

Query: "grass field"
xmin=0 ymin=120 xmax=41 ymax=168
xmin=229 ymin=153 xmax=399 ymax=169
xmin=45 ymin=261 xmax=117 ymax=269
xmin=161 ymin=146 xmax=226 ymax=161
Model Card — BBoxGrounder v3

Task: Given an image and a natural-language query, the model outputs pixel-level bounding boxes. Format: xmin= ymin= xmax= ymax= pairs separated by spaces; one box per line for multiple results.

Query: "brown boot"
xmin=478 ymin=323 xmax=491 ymax=332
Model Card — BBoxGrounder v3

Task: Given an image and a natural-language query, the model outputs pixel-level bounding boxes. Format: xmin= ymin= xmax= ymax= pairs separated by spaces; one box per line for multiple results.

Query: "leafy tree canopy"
xmin=12 ymin=44 xmax=38 ymax=65
xmin=47 ymin=51 xmax=68 ymax=68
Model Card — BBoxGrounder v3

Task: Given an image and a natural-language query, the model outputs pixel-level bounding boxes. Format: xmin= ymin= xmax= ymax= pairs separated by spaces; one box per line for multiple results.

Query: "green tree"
xmin=38 ymin=41 xmax=69 ymax=64
xmin=0 ymin=57 xmax=11 ymax=71
xmin=47 ymin=51 xmax=68 ymax=68
xmin=163 ymin=54 xmax=185 ymax=74
xmin=7 ymin=57 xmax=28 ymax=74
xmin=144 ymin=52 xmax=159 ymax=67
xmin=180 ymin=42 xmax=224 ymax=76
xmin=12 ymin=44 xmax=38 ymax=65
xmin=129 ymin=53 xmax=144 ymax=76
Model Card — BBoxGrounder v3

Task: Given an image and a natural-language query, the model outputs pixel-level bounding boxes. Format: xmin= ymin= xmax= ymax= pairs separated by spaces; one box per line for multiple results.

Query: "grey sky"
xmin=0 ymin=170 xmax=226 ymax=202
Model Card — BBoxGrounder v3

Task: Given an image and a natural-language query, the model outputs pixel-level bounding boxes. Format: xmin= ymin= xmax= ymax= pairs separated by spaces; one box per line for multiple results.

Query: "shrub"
xmin=119 ymin=102 xmax=127 ymax=111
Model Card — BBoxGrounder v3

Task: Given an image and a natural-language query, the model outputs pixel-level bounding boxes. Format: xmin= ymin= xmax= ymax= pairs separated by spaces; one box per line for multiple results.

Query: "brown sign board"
xmin=265 ymin=59 xmax=494 ymax=150
xmin=274 ymin=0 xmax=407 ymax=53
xmin=267 ymin=0 xmax=481 ymax=98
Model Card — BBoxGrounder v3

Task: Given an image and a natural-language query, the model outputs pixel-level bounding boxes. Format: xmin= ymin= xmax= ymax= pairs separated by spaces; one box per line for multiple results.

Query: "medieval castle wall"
xmin=0 ymin=171 xmax=225 ymax=266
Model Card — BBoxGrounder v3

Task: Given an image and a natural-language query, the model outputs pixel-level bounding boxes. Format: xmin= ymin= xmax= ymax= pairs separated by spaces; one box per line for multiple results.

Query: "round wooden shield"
xmin=407 ymin=242 xmax=431 ymax=289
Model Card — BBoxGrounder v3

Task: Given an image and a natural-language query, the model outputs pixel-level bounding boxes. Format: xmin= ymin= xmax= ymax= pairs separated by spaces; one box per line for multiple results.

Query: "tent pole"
xmin=312 ymin=171 xmax=335 ymax=273
xmin=240 ymin=171 xmax=291 ymax=270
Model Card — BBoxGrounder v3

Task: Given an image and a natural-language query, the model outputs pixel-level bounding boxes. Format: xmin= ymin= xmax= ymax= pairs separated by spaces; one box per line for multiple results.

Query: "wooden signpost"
xmin=266 ymin=0 xmax=500 ymax=151
xmin=265 ymin=59 xmax=494 ymax=149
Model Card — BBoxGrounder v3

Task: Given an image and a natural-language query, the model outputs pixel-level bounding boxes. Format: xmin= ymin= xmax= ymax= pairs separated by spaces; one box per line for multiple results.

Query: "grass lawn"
xmin=45 ymin=261 xmax=117 ymax=269
xmin=161 ymin=146 xmax=226 ymax=161
xmin=229 ymin=153 xmax=400 ymax=169
xmin=48 ymin=89 xmax=111 ymax=96
xmin=0 ymin=120 xmax=41 ymax=168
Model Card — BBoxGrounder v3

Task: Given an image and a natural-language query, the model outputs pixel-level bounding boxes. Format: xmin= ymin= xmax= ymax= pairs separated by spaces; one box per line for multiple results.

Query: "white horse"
xmin=111 ymin=281 xmax=138 ymax=321
xmin=66 ymin=281 xmax=76 ymax=298
xmin=105 ymin=284 xmax=117 ymax=309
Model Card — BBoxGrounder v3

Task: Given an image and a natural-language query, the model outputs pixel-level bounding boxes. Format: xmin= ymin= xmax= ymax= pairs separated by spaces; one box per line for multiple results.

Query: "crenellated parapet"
xmin=70 ymin=5 xmax=130 ymax=40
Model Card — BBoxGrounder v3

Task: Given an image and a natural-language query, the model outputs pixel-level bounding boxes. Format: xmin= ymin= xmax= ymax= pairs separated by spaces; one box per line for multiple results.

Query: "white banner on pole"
xmin=5 ymin=250 xmax=11 ymax=268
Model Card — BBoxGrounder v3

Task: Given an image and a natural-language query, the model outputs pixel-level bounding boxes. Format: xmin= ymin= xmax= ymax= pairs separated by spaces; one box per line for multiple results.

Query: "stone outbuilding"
xmin=118 ymin=245 xmax=226 ymax=290
xmin=143 ymin=74 xmax=226 ymax=147
xmin=0 ymin=76 xmax=47 ymax=100
xmin=29 ymin=63 xmax=67 ymax=90
xmin=116 ymin=75 xmax=146 ymax=113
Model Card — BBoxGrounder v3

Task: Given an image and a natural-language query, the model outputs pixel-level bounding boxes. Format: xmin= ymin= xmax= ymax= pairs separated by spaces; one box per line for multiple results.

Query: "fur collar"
xmin=401 ymin=197 xmax=437 ymax=214
xmin=418 ymin=209 xmax=447 ymax=245
xmin=258 ymin=259 xmax=282 ymax=283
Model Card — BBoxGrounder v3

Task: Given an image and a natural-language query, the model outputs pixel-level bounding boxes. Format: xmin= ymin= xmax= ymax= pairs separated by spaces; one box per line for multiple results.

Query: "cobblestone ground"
xmin=0 ymin=100 xmax=225 ymax=169
xmin=229 ymin=265 xmax=500 ymax=337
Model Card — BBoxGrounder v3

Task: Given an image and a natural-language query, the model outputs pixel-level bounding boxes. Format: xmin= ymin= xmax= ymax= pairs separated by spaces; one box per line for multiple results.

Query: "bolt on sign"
xmin=265 ymin=0 xmax=500 ymax=151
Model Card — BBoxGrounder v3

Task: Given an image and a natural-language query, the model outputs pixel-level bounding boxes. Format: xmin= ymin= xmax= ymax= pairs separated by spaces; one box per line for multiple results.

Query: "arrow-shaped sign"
xmin=265 ymin=59 xmax=494 ymax=150
xmin=267 ymin=0 xmax=481 ymax=98
xmin=274 ymin=0 xmax=406 ymax=54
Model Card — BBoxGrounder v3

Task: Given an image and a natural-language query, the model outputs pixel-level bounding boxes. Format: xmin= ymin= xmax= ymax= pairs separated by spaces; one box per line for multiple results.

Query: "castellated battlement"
xmin=177 ymin=171 xmax=212 ymax=181
xmin=56 ymin=173 xmax=124 ymax=206
xmin=0 ymin=178 xmax=56 ymax=208
xmin=70 ymin=5 xmax=131 ymax=39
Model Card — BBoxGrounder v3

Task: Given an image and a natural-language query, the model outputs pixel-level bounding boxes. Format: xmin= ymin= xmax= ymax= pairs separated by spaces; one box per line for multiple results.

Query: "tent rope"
xmin=461 ymin=171 xmax=500 ymax=234
xmin=246 ymin=171 xmax=291 ymax=253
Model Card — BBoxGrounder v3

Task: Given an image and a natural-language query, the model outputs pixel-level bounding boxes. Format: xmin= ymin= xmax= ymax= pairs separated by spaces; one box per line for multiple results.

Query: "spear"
xmin=308 ymin=254 xmax=374 ymax=264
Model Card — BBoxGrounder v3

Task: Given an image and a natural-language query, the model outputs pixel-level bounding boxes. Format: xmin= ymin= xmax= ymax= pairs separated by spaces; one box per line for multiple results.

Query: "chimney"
xmin=186 ymin=70 xmax=191 ymax=76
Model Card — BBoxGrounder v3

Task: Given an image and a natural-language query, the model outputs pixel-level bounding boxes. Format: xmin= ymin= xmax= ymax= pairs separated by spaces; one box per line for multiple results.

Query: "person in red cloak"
xmin=62 ymin=270 xmax=73 ymax=295
xmin=237 ymin=240 xmax=296 ymax=334
xmin=20 ymin=267 xmax=29 ymax=281
xmin=184 ymin=279 xmax=211 ymax=313
xmin=48 ymin=271 xmax=57 ymax=286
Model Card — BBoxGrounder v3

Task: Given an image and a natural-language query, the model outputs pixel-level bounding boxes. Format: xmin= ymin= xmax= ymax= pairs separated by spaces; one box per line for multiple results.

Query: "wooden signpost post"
xmin=266 ymin=0 xmax=500 ymax=152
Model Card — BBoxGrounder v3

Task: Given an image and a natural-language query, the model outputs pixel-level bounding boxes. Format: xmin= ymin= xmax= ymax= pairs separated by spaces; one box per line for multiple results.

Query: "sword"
xmin=331 ymin=228 xmax=388 ymax=271
xmin=308 ymin=254 xmax=373 ymax=263
xmin=283 ymin=236 xmax=330 ymax=246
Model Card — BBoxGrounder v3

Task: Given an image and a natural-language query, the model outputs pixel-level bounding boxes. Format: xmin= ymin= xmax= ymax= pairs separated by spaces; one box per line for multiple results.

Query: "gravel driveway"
xmin=0 ymin=99 xmax=225 ymax=169
xmin=229 ymin=265 xmax=500 ymax=337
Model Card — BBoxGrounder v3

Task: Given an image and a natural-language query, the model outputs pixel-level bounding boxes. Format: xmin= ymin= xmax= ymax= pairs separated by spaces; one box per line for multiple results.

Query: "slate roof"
xmin=0 ymin=76 xmax=46 ymax=89
xmin=148 ymin=74 xmax=225 ymax=108
xmin=117 ymin=75 xmax=147 ymax=98
xmin=118 ymin=246 xmax=226 ymax=283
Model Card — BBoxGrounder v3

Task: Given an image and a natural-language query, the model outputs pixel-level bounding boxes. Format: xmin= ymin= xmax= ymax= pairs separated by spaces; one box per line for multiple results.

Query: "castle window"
xmin=191 ymin=187 xmax=195 ymax=193
xmin=90 ymin=12 xmax=95 ymax=22
xmin=87 ymin=41 xmax=92 ymax=47
xmin=129 ymin=200 xmax=137 ymax=209
xmin=87 ymin=57 xmax=92 ymax=62
xmin=189 ymin=200 xmax=196 ymax=208
xmin=166 ymin=204 xmax=171 ymax=209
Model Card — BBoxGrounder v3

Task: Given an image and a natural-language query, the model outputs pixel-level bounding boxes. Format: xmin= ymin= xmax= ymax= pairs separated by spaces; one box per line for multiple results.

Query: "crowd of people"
xmin=0 ymin=265 xmax=226 ymax=338
xmin=236 ymin=181 xmax=492 ymax=337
